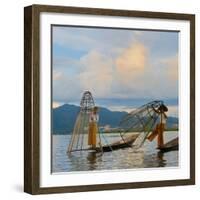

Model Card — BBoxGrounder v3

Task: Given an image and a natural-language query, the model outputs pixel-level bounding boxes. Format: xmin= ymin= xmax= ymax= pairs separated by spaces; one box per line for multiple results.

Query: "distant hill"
xmin=52 ymin=104 xmax=178 ymax=134
xmin=52 ymin=104 xmax=80 ymax=134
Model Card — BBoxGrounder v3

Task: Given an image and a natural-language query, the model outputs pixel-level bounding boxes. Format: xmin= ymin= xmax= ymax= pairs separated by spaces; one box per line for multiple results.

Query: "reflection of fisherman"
xmin=147 ymin=104 xmax=168 ymax=148
xmin=88 ymin=107 xmax=99 ymax=148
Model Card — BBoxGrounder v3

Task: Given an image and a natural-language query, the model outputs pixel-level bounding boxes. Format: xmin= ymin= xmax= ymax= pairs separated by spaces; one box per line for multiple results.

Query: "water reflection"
xmin=157 ymin=151 xmax=166 ymax=167
xmin=52 ymin=132 xmax=178 ymax=173
xmin=87 ymin=152 xmax=98 ymax=170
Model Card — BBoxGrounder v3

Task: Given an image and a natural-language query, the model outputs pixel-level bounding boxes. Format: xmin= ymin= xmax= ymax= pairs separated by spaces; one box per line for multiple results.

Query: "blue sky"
xmin=52 ymin=26 xmax=179 ymax=116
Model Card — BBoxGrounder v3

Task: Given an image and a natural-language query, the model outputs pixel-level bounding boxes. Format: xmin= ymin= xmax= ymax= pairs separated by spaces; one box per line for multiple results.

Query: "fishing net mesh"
xmin=119 ymin=101 xmax=163 ymax=149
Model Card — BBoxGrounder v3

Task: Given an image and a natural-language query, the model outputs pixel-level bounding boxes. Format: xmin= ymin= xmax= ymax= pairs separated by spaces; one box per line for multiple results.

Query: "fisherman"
xmin=88 ymin=106 xmax=99 ymax=149
xmin=147 ymin=103 xmax=168 ymax=148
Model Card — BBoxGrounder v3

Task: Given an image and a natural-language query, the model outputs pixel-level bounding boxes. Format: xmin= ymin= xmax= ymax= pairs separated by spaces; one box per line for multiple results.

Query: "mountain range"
xmin=52 ymin=104 xmax=178 ymax=134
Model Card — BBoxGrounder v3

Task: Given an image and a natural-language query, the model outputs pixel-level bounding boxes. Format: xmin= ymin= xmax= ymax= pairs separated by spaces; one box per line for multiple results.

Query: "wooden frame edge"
xmin=24 ymin=5 xmax=40 ymax=194
xmin=189 ymin=14 xmax=195 ymax=185
xmin=24 ymin=5 xmax=34 ymax=194
xmin=24 ymin=4 xmax=195 ymax=194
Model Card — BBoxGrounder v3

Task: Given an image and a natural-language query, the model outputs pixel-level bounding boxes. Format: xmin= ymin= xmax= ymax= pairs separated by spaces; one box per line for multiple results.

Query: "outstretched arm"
xmin=152 ymin=105 xmax=160 ymax=114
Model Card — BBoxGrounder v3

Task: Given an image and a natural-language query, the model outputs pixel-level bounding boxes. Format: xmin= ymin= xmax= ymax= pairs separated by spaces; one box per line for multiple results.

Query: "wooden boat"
xmin=158 ymin=137 xmax=178 ymax=153
xmin=95 ymin=134 xmax=139 ymax=152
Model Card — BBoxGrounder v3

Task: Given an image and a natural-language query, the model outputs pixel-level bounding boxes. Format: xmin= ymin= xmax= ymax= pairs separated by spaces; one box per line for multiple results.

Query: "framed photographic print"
xmin=24 ymin=4 xmax=195 ymax=194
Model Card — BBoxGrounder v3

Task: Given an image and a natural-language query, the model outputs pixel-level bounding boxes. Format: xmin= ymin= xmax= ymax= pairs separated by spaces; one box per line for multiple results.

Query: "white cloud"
xmin=53 ymin=70 xmax=63 ymax=81
xmin=79 ymin=50 xmax=114 ymax=98
xmin=52 ymin=101 xmax=64 ymax=108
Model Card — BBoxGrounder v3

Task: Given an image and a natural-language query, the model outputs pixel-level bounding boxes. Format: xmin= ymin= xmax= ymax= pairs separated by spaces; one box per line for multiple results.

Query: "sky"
xmin=52 ymin=26 xmax=179 ymax=116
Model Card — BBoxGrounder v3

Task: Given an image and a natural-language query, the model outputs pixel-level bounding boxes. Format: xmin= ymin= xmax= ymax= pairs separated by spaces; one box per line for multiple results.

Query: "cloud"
xmin=167 ymin=105 xmax=178 ymax=117
xmin=52 ymin=101 xmax=63 ymax=108
xmin=115 ymin=42 xmax=148 ymax=86
xmin=79 ymin=50 xmax=113 ymax=98
xmin=53 ymin=42 xmax=178 ymax=103
xmin=53 ymin=72 xmax=82 ymax=102
xmin=74 ymin=42 xmax=149 ymax=100
xmin=52 ymin=50 xmax=113 ymax=102
xmin=52 ymin=26 xmax=135 ymax=57
xmin=53 ymin=70 xmax=63 ymax=81
xmin=52 ymin=27 xmax=179 ymax=105
xmin=160 ymin=54 xmax=178 ymax=81
xmin=112 ymin=42 xmax=178 ymax=99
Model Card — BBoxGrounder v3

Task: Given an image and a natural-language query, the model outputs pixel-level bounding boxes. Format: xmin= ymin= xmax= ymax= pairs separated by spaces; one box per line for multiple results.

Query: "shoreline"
xmin=53 ymin=129 xmax=179 ymax=135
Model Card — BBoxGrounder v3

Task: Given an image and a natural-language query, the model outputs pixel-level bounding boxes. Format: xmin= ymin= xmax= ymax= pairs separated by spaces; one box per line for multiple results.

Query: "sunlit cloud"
xmin=116 ymin=42 xmax=148 ymax=86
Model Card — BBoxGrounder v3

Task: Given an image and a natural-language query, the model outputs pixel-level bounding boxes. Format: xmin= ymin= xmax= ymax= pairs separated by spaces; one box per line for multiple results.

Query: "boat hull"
xmin=157 ymin=137 xmax=178 ymax=153
xmin=96 ymin=134 xmax=138 ymax=152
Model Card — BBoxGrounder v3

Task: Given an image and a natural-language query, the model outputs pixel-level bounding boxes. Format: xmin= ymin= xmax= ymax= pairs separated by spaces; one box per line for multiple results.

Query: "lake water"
xmin=52 ymin=131 xmax=178 ymax=173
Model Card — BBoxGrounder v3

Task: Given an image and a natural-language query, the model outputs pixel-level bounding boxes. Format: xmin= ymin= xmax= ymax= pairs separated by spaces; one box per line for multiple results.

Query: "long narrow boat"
xmin=158 ymin=137 xmax=178 ymax=153
xmin=96 ymin=134 xmax=139 ymax=152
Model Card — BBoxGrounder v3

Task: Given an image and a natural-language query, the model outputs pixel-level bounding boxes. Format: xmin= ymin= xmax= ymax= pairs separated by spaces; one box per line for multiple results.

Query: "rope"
xmin=98 ymin=127 xmax=113 ymax=152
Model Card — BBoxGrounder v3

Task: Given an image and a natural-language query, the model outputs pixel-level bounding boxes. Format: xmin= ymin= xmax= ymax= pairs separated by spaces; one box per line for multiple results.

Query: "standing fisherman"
xmin=147 ymin=104 xmax=168 ymax=148
xmin=88 ymin=106 xmax=99 ymax=149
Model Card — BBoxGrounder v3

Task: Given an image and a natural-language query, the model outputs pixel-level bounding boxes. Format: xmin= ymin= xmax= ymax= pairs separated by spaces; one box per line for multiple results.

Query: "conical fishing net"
xmin=67 ymin=91 xmax=101 ymax=153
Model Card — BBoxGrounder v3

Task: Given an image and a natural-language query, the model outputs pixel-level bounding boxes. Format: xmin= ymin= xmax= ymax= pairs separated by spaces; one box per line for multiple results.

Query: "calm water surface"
xmin=52 ymin=132 xmax=178 ymax=173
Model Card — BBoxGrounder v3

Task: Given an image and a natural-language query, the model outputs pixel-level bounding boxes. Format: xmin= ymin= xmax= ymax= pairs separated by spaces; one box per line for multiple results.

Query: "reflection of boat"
xmin=158 ymin=137 xmax=178 ymax=153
